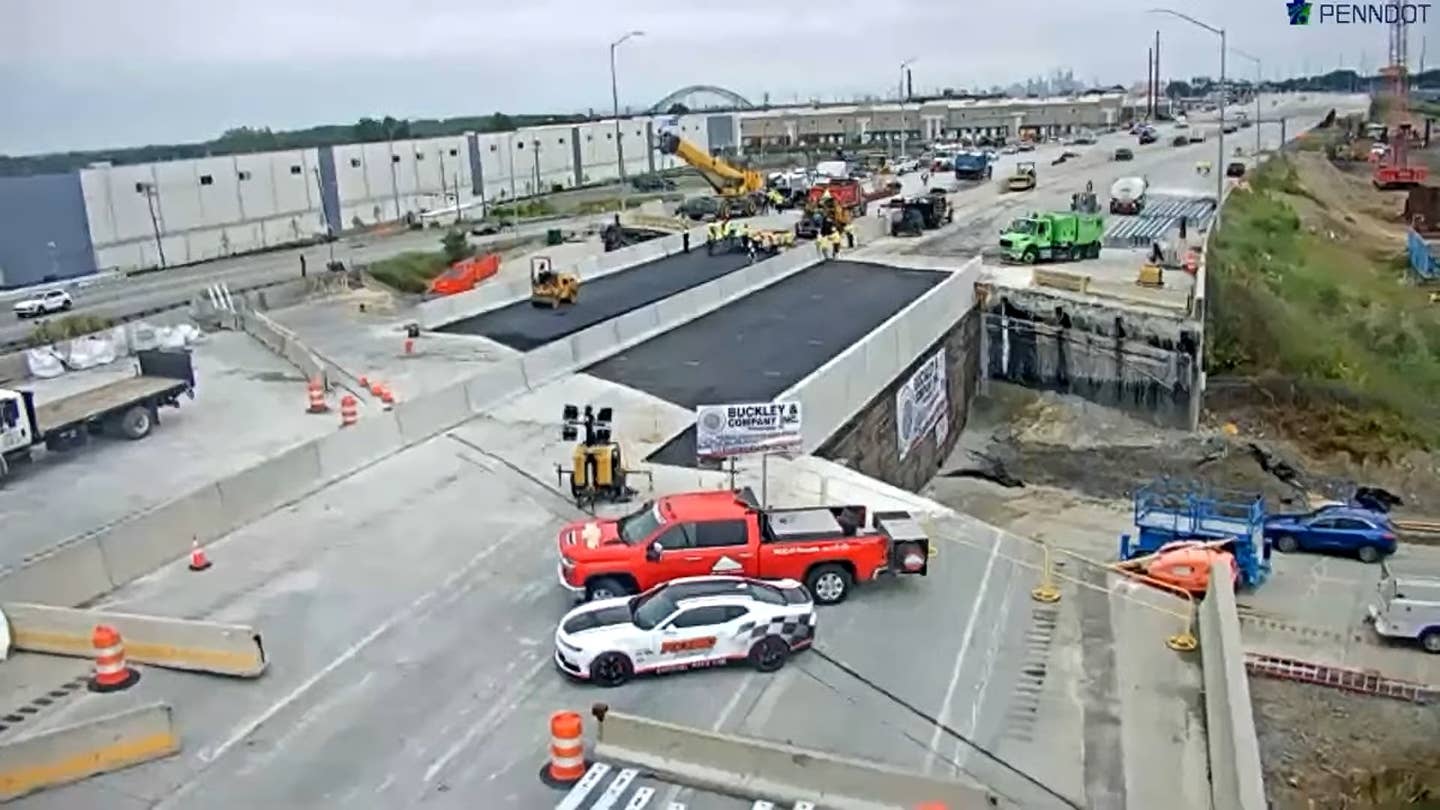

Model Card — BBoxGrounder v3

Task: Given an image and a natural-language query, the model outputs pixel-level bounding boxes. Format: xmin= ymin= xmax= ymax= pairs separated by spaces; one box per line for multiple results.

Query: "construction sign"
xmin=695 ymin=401 xmax=803 ymax=459
xmin=896 ymin=348 xmax=948 ymax=460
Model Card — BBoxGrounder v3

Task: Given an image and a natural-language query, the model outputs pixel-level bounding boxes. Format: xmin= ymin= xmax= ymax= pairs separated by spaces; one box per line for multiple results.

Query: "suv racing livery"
xmin=553 ymin=576 xmax=816 ymax=686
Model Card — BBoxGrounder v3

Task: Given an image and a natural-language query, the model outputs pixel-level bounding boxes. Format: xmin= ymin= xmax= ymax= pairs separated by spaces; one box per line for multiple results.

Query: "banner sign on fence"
xmin=696 ymin=401 xmax=803 ymax=459
xmin=896 ymin=348 xmax=948 ymax=460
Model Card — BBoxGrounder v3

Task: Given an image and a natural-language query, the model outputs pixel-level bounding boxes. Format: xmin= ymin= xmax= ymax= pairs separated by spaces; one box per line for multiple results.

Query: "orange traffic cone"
xmin=189 ymin=539 xmax=212 ymax=572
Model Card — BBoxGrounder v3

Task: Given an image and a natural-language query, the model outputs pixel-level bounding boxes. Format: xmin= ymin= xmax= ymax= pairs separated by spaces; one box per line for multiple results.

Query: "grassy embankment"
xmin=1206 ymin=150 xmax=1440 ymax=460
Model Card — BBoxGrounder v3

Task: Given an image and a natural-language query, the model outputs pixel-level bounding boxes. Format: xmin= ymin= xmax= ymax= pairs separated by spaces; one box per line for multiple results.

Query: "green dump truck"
xmin=999 ymin=211 xmax=1104 ymax=264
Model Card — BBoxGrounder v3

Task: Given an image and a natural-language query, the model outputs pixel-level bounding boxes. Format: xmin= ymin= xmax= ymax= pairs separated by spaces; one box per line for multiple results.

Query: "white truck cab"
xmin=1368 ymin=564 xmax=1440 ymax=654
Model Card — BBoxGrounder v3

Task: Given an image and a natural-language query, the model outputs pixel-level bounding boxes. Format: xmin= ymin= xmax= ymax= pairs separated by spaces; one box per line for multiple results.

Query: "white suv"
xmin=12 ymin=289 xmax=73 ymax=319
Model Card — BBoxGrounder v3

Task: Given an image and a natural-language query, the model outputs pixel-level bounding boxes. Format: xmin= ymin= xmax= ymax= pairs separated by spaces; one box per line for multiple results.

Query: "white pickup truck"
xmin=1368 ymin=564 xmax=1440 ymax=654
xmin=12 ymin=289 xmax=73 ymax=319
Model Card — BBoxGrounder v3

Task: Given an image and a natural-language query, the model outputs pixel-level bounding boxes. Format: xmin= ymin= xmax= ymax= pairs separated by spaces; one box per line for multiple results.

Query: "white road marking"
xmin=955 ymin=560 xmax=1017 ymax=771
xmin=176 ymin=525 xmax=530 ymax=780
xmin=924 ymin=527 xmax=1002 ymax=776
xmin=661 ymin=674 xmax=758 ymax=806
xmin=421 ymin=653 xmax=551 ymax=783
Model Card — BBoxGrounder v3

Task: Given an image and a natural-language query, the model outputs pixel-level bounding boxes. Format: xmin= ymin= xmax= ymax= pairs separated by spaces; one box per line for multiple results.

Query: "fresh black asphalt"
xmin=436 ymin=248 xmax=756 ymax=351
xmin=581 ymin=260 xmax=946 ymax=467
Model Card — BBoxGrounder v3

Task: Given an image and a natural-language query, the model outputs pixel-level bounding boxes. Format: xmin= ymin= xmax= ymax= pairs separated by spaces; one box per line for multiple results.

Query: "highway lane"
xmin=0 ymin=213 xmax=617 ymax=348
xmin=900 ymin=94 xmax=1368 ymax=259
xmin=7 ymin=407 xmax=1072 ymax=809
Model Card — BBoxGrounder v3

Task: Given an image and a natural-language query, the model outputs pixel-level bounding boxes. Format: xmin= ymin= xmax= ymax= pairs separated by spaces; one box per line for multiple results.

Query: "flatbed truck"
xmin=0 ymin=349 xmax=196 ymax=482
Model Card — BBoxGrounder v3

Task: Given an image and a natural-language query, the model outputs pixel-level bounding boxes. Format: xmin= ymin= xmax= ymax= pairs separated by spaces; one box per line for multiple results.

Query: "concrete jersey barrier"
xmin=0 ymin=702 xmax=180 ymax=801
xmin=593 ymin=707 xmax=1009 ymax=810
xmin=4 ymin=602 xmax=268 ymax=677
xmin=1199 ymin=560 xmax=1267 ymax=810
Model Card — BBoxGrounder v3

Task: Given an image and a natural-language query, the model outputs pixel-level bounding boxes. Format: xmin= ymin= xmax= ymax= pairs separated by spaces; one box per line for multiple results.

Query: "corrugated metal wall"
xmin=0 ymin=173 xmax=97 ymax=287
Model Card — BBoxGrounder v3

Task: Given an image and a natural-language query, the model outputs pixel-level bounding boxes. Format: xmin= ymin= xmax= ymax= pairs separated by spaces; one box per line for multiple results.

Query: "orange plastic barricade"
xmin=428 ymin=253 xmax=500 ymax=296
xmin=546 ymin=711 xmax=585 ymax=784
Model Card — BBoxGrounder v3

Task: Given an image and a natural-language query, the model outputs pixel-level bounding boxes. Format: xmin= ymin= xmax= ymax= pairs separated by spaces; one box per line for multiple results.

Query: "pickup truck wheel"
xmin=1021 ymin=248 xmax=1038 ymax=265
xmin=118 ymin=406 xmax=153 ymax=440
xmin=748 ymin=636 xmax=789 ymax=673
xmin=586 ymin=576 xmax=631 ymax=602
xmin=806 ymin=564 xmax=852 ymax=605
xmin=1274 ymin=535 xmax=1299 ymax=554
xmin=1420 ymin=630 xmax=1440 ymax=654
xmin=1357 ymin=545 xmax=1382 ymax=564
xmin=589 ymin=652 xmax=635 ymax=687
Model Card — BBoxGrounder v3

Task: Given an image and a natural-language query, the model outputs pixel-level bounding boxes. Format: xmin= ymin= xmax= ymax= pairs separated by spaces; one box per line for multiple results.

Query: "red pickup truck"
xmin=556 ymin=487 xmax=930 ymax=605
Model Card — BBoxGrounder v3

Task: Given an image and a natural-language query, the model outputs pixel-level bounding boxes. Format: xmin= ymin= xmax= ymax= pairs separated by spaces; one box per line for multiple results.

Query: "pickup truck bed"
xmin=36 ymin=376 xmax=185 ymax=434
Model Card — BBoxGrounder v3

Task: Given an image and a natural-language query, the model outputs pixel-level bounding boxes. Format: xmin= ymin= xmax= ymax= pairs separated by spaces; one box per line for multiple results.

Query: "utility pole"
xmin=899 ymin=57 xmax=917 ymax=157
xmin=1155 ymin=30 xmax=1162 ymax=116
xmin=1232 ymin=48 xmax=1263 ymax=156
xmin=1149 ymin=8 xmax=1225 ymax=204
xmin=609 ymin=30 xmax=644 ymax=183
xmin=1147 ymin=48 xmax=1155 ymax=118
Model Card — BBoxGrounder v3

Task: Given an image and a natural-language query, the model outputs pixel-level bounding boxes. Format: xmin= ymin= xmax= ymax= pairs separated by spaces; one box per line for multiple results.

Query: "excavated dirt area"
xmin=1253 ymin=678 xmax=1440 ymax=809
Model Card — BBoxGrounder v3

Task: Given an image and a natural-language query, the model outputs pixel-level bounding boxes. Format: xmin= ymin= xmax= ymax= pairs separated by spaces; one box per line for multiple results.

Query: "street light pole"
xmin=1230 ymin=47 xmax=1263 ymax=156
xmin=610 ymin=30 xmax=644 ymax=184
xmin=1149 ymin=8 xmax=1225 ymax=204
xmin=898 ymin=58 xmax=917 ymax=159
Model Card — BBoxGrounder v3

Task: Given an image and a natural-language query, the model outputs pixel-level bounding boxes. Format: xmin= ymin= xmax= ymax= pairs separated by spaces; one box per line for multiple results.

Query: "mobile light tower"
xmin=1374 ymin=0 xmax=1428 ymax=189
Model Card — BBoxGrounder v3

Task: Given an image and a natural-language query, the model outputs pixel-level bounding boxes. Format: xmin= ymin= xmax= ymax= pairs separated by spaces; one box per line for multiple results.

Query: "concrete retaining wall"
xmin=1199 ymin=560 xmax=1267 ymax=810
xmin=0 ymin=239 xmax=820 ymax=607
xmin=593 ymin=707 xmax=1006 ymax=810
xmin=782 ymin=257 xmax=981 ymax=453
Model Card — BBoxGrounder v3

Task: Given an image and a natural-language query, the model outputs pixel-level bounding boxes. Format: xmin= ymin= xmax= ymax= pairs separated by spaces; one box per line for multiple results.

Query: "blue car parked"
xmin=1263 ymin=507 xmax=1398 ymax=563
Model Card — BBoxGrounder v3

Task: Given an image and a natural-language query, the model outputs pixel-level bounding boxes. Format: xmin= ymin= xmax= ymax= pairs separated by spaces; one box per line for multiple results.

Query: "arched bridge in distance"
xmin=649 ymin=85 xmax=756 ymax=113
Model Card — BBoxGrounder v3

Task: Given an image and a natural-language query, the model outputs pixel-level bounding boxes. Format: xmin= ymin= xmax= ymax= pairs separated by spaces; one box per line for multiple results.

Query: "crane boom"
xmin=657 ymin=132 xmax=763 ymax=197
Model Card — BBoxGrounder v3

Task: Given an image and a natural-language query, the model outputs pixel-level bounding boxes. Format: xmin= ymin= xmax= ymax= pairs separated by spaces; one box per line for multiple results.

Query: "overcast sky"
xmin=1 ymin=0 xmax=1425 ymax=155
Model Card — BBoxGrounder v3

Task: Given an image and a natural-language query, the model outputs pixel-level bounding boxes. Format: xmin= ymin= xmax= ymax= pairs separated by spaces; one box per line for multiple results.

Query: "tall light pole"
xmin=1230 ymin=47 xmax=1263 ymax=156
xmin=898 ymin=57 xmax=917 ymax=158
xmin=1150 ymin=8 xmax=1225 ymax=204
xmin=610 ymin=30 xmax=644 ymax=183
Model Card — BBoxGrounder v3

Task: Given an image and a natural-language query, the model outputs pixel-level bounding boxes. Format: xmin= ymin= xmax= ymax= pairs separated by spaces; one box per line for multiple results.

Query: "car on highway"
xmin=1016 ymin=142 xmax=1036 ymax=152
xmin=1174 ymin=120 xmax=1189 ymax=130
xmin=1188 ymin=132 xmax=1206 ymax=144
xmin=1000 ymin=144 xmax=1020 ymax=155
xmin=555 ymin=487 xmax=930 ymax=604
xmin=11 ymin=289 xmax=72 ymax=319
xmin=552 ymin=575 xmax=817 ymax=686
xmin=1221 ymin=124 xmax=1239 ymax=134
xmin=1172 ymin=135 xmax=1190 ymax=147
xmin=892 ymin=157 xmax=920 ymax=174
xmin=1226 ymin=161 xmax=1247 ymax=178
xmin=1113 ymin=148 xmax=1134 ymax=161
xmin=1264 ymin=507 xmax=1398 ymax=563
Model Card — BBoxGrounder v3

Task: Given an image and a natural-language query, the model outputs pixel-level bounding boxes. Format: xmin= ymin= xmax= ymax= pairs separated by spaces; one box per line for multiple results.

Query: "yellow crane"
xmin=657 ymin=132 xmax=764 ymax=217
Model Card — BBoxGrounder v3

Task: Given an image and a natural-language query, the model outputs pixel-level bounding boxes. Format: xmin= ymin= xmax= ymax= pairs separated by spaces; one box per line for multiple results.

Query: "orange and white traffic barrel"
xmin=306 ymin=378 xmax=328 ymax=413
xmin=339 ymin=395 xmax=358 ymax=427
xmin=544 ymin=711 xmax=586 ymax=785
xmin=89 ymin=624 xmax=139 ymax=692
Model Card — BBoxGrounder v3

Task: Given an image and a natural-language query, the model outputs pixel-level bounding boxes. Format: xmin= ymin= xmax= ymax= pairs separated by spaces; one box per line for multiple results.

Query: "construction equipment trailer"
xmin=657 ymin=132 xmax=765 ymax=217
xmin=0 ymin=350 xmax=196 ymax=483
xmin=1119 ymin=478 xmax=1270 ymax=588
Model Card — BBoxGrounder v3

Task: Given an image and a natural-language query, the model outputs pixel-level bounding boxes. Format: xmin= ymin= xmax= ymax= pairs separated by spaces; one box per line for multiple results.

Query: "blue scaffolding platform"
xmin=1120 ymin=478 xmax=1270 ymax=588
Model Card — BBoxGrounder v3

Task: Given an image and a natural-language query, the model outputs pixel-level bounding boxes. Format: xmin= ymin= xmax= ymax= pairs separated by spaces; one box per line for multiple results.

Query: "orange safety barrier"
xmin=380 ymin=387 xmax=395 ymax=411
xmin=340 ymin=395 xmax=359 ymax=427
xmin=1184 ymin=248 xmax=1199 ymax=275
xmin=90 ymin=625 xmax=139 ymax=692
xmin=429 ymin=253 xmax=500 ymax=296
xmin=548 ymin=711 xmax=585 ymax=783
xmin=368 ymin=379 xmax=384 ymax=397
xmin=306 ymin=378 xmax=328 ymax=414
